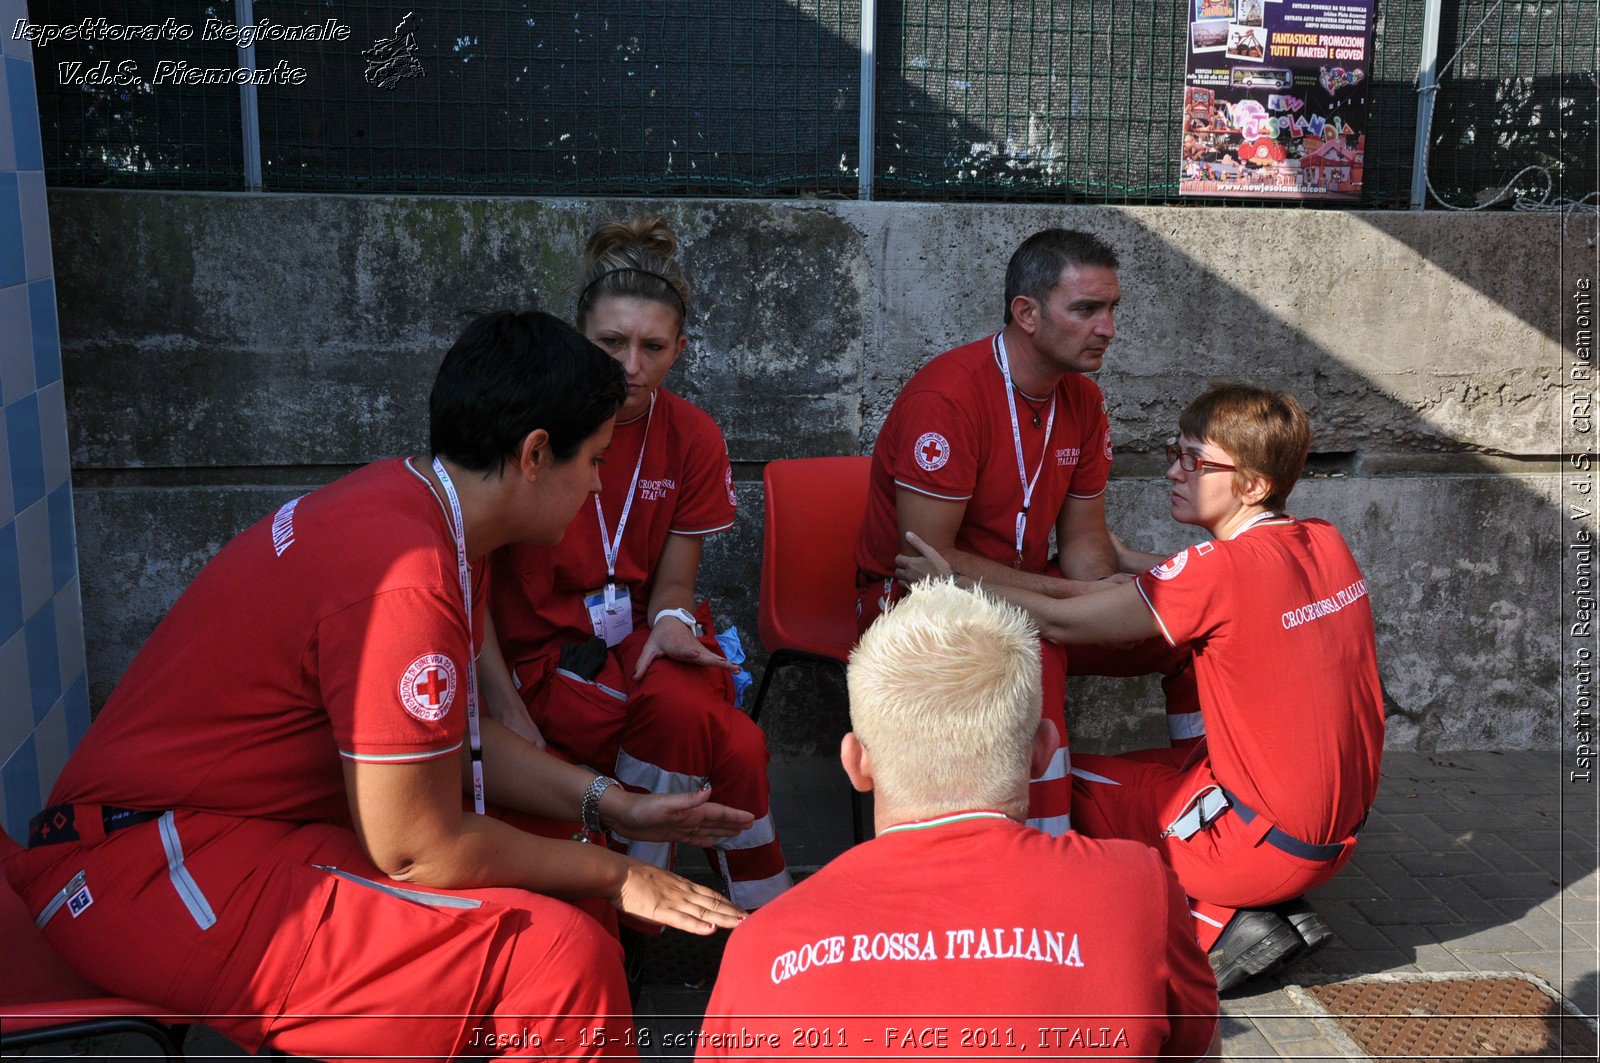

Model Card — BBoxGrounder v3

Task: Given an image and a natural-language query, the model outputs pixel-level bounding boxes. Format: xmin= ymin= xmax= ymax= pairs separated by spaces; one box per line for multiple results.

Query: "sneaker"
xmin=1271 ymin=896 xmax=1334 ymax=959
xmin=1208 ymin=908 xmax=1304 ymax=992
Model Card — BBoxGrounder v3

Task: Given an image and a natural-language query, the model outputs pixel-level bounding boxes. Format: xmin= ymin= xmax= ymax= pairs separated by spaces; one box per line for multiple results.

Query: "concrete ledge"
xmin=53 ymin=192 xmax=1578 ymax=752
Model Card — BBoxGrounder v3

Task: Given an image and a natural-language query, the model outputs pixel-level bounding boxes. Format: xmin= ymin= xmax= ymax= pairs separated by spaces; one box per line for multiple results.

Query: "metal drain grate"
xmin=1307 ymin=976 xmax=1596 ymax=1060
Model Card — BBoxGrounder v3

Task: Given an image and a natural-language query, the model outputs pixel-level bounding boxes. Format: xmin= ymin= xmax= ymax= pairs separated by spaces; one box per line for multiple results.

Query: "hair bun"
xmin=585 ymin=215 xmax=678 ymax=262
xmin=573 ymin=215 xmax=693 ymax=324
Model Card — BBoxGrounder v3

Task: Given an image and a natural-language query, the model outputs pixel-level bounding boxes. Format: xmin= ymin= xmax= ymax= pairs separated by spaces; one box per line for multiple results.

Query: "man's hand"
xmin=895 ymin=530 xmax=957 ymax=584
xmin=633 ymin=617 xmax=739 ymax=681
xmin=613 ymin=860 xmax=746 ymax=934
xmin=603 ymin=784 xmax=755 ymax=846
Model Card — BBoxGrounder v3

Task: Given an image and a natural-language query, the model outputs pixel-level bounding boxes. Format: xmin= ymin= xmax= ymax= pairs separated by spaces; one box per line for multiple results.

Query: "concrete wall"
xmin=0 ymin=6 xmax=88 ymax=844
xmin=51 ymin=191 xmax=1581 ymax=754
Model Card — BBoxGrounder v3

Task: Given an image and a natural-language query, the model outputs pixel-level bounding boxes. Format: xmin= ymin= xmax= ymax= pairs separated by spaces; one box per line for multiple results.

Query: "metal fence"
xmin=26 ymin=0 xmax=1599 ymax=208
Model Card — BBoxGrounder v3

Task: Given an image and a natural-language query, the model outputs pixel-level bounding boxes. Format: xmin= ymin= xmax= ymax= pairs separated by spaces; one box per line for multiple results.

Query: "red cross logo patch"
xmin=1149 ymin=549 xmax=1190 ymax=582
xmin=914 ymin=431 xmax=951 ymax=472
xmin=399 ymin=653 xmax=458 ymax=721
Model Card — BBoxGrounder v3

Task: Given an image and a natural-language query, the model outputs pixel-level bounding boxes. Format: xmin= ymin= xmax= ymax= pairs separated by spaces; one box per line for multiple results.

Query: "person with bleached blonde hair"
xmin=697 ymin=579 xmax=1219 ymax=1062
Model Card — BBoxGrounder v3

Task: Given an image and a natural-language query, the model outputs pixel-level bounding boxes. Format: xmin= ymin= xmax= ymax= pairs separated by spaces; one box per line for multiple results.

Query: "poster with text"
xmin=1180 ymin=0 xmax=1375 ymax=200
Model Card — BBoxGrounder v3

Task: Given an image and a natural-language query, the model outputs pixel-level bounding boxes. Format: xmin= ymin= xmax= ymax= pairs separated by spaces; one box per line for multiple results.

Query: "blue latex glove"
xmin=717 ymin=625 xmax=754 ymax=708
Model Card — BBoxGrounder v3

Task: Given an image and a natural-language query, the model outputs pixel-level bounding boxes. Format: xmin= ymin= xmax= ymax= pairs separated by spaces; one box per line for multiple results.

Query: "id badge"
xmin=584 ymin=584 xmax=634 ymax=647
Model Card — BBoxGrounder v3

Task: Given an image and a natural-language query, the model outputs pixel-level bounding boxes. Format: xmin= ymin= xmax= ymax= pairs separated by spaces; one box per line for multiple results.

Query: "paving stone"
xmin=1440 ymin=921 xmax=1542 ymax=953
xmin=1424 ymin=875 xmax=1516 ymax=927
xmin=1295 ymin=949 xmax=1422 ymax=983
xmin=1345 ymin=828 xmax=1415 ymax=854
xmin=1445 ymin=751 xmax=1540 ymax=775
xmin=1378 ymin=812 xmax=1467 ymax=851
xmin=1266 ymin=1036 xmax=1346 ymax=1059
xmin=1220 ymin=979 xmax=1297 ymax=1014
xmin=1461 ymin=871 xmax=1567 ymax=901
xmin=1391 ymin=848 xmax=1495 ymax=877
xmin=1358 ymin=853 xmax=1440 ymax=901
xmin=1322 ymin=899 xmax=1414 ymax=947
xmin=1566 ymin=921 xmax=1598 ymax=946
xmin=1451 ymin=776 xmax=1563 ymax=796
xmin=1410 ymin=940 xmax=1474 ymax=972
xmin=1502 ymin=901 xmax=1588 ymax=951
xmin=1538 ymin=894 xmax=1600 ymax=923
xmin=1443 ymin=949 xmax=1530 ymax=974
xmin=1247 ymin=1015 xmax=1325 ymax=1043
xmin=1467 ymin=831 xmax=1558 ymax=872
xmin=1560 ymin=863 xmax=1599 ymax=895
xmin=1306 ymin=869 xmax=1383 ymax=902
xmin=1427 ymin=811 xmax=1558 ymax=835
xmin=1218 ymin=1015 xmax=1276 ymax=1058
xmin=1503 ymin=950 xmax=1600 ymax=998
xmin=1352 ymin=898 xmax=1460 ymax=927
xmin=1563 ymin=830 xmax=1599 ymax=854
xmin=1375 ymin=789 xmax=1461 ymax=814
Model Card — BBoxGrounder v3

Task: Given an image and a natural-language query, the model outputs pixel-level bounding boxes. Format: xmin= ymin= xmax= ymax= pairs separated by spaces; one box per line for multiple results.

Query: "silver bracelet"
xmin=578 ymin=774 xmax=620 ymax=841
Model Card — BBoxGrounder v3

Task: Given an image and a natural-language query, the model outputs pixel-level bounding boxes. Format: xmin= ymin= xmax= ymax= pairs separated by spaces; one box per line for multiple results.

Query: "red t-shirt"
xmin=698 ymin=813 xmax=1217 ymax=1062
xmin=49 ymin=459 xmax=486 ymax=825
xmin=492 ymin=388 xmax=736 ymax=667
xmin=856 ymin=334 xmax=1113 ymax=579
xmin=1135 ymin=515 xmax=1385 ymax=843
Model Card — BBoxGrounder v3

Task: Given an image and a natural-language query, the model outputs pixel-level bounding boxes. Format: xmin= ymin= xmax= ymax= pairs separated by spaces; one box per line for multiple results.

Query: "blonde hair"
xmin=847 ymin=579 xmax=1043 ymax=818
xmin=571 ymin=215 xmax=692 ymax=331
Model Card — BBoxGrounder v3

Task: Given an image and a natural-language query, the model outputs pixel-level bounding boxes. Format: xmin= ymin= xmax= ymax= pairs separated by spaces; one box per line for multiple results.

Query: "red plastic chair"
xmin=750 ymin=456 xmax=873 ymax=842
xmin=0 ymin=828 xmax=187 ymax=1058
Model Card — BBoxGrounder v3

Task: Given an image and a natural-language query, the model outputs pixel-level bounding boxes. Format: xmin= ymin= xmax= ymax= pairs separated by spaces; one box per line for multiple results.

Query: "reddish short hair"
xmin=1178 ymin=384 xmax=1311 ymax=510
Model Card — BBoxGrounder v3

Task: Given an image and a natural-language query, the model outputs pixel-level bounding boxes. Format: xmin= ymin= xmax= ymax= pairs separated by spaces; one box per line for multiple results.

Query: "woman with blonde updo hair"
xmin=486 ymin=216 xmax=792 ymax=911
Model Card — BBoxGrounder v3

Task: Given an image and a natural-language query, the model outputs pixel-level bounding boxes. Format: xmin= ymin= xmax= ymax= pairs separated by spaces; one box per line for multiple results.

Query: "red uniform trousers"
xmin=3 ymin=810 xmax=634 ymax=1062
xmin=1070 ymin=746 xmax=1358 ymax=950
xmin=856 ymin=576 xmax=1196 ymax=837
xmin=515 ymin=622 xmax=791 ymax=911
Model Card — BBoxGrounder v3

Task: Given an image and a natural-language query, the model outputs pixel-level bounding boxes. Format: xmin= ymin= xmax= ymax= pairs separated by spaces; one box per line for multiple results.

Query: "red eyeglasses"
xmin=1164 ymin=444 xmax=1237 ymax=473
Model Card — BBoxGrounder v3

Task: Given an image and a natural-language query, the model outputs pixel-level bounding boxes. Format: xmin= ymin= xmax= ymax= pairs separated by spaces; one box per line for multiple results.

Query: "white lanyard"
xmin=1227 ymin=510 xmax=1286 ymax=539
xmin=994 ymin=333 xmax=1057 ymax=568
xmin=594 ymin=394 xmax=655 ymax=607
xmin=431 ymin=458 xmax=485 ymax=816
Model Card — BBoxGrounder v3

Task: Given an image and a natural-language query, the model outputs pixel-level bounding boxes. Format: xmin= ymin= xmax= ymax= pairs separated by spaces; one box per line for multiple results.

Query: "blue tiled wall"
xmin=0 ymin=1 xmax=87 ymax=844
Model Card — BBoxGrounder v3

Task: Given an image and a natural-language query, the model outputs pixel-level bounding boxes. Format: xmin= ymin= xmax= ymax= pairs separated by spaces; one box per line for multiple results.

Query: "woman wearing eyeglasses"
xmin=897 ymin=383 xmax=1384 ymax=994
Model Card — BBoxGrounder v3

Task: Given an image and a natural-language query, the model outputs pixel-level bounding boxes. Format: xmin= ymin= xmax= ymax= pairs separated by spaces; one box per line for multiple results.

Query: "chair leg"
xmin=747 ymin=648 xmax=800 ymax=725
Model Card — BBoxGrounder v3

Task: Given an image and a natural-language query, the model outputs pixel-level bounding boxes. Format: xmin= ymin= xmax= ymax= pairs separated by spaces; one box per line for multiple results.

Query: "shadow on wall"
xmin=35 ymin=3 xmax=1579 ymax=766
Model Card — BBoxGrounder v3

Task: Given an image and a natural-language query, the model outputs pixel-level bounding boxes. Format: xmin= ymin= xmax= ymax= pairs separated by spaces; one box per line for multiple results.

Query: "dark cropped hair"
xmin=1003 ymin=229 xmax=1120 ymax=325
xmin=429 ymin=310 xmax=626 ymax=473
xmin=1179 ymin=384 xmax=1312 ymax=510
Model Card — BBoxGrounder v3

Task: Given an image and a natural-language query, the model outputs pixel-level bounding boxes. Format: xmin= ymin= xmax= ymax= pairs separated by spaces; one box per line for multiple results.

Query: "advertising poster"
xmin=1180 ymin=0 xmax=1376 ymax=200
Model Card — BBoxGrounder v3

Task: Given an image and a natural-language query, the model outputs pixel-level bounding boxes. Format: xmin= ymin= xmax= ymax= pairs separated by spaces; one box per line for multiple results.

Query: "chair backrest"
xmin=759 ymin=456 xmax=873 ymax=661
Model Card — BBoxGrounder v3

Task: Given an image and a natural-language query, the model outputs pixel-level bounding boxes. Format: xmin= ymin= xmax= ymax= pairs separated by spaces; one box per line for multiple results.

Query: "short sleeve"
xmin=1066 ymin=386 xmax=1112 ymax=500
xmin=669 ymin=411 xmax=738 ymax=536
xmin=1159 ymin=859 xmax=1221 ymax=1060
xmin=1135 ymin=541 xmax=1229 ymax=648
xmin=888 ymin=389 xmax=980 ymax=502
xmin=316 ymin=586 xmax=469 ymax=763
